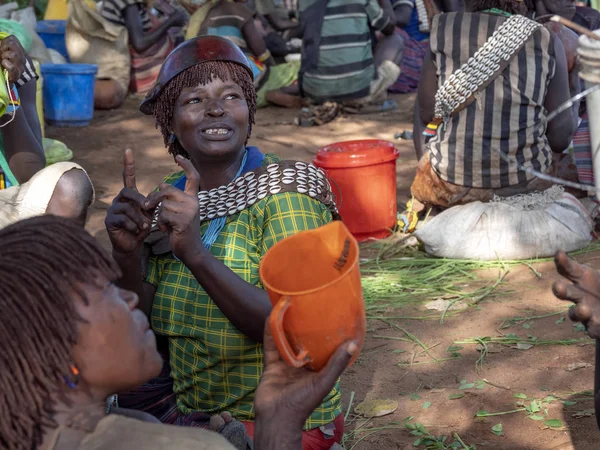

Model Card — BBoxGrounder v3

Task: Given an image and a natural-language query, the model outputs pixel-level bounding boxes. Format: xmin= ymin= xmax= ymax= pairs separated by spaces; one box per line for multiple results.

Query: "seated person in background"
xmin=0 ymin=35 xmax=93 ymax=228
xmin=252 ymin=0 xmax=299 ymax=32
xmin=296 ymin=0 xmax=403 ymax=107
xmin=388 ymin=0 xmax=432 ymax=94
xmin=412 ymin=0 xmax=577 ymax=208
xmin=186 ymin=0 xmax=301 ymax=107
xmin=533 ymin=0 xmax=589 ymax=189
xmin=67 ymin=0 xmax=186 ymax=109
xmin=0 ymin=215 xmax=356 ymax=450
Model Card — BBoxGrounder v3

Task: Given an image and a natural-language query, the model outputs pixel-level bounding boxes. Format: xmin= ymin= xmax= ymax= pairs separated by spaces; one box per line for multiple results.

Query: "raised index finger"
xmin=123 ymin=149 xmax=137 ymax=190
xmin=175 ymin=155 xmax=200 ymax=196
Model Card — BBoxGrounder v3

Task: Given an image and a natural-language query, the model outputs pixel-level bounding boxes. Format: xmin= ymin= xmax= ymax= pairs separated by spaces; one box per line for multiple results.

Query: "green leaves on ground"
xmin=491 ymin=423 xmax=504 ymax=436
xmin=544 ymin=419 xmax=563 ymax=428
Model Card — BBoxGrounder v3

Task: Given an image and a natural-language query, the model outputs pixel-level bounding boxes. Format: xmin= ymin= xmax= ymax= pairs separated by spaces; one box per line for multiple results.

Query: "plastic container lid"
xmin=40 ymin=63 xmax=98 ymax=75
xmin=36 ymin=20 xmax=67 ymax=34
xmin=313 ymin=139 xmax=399 ymax=169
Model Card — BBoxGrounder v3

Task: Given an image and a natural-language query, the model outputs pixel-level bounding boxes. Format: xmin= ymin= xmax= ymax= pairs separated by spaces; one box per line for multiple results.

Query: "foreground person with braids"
xmin=0 ymin=215 xmax=355 ymax=450
xmin=105 ymin=36 xmax=344 ymax=449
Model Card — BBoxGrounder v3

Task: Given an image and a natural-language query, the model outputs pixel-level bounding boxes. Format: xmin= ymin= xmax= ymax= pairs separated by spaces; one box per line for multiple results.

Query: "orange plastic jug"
xmin=259 ymin=221 xmax=366 ymax=371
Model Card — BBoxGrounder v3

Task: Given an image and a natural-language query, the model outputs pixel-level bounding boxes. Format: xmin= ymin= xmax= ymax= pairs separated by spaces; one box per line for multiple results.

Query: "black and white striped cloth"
xmin=14 ymin=56 xmax=38 ymax=88
xmin=428 ymin=12 xmax=556 ymax=189
xmin=101 ymin=0 xmax=152 ymax=32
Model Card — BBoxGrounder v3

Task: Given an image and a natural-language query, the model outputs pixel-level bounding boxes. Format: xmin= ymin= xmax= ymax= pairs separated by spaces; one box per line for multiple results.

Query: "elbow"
xmin=548 ymin=132 xmax=574 ymax=154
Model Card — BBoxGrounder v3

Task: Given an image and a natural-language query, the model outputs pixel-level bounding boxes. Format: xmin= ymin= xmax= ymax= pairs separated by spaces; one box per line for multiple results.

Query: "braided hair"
xmin=153 ymin=61 xmax=257 ymax=159
xmin=0 ymin=216 xmax=120 ymax=450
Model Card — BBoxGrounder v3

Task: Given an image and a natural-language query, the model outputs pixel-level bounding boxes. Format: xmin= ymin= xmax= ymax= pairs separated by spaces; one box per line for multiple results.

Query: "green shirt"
xmin=146 ymin=155 xmax=342 ymax=430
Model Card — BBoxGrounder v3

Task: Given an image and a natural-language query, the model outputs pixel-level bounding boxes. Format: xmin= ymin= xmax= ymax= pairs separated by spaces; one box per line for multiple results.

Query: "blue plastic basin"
xmin=36 ymin=20 xmax=69 ymax=61
xmin=40 ymin=64 xmax=98 ymax=127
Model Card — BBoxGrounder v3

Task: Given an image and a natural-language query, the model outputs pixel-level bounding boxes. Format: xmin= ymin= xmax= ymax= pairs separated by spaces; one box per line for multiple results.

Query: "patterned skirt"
xmin=389 ymin=28 xmax=429 ymax=94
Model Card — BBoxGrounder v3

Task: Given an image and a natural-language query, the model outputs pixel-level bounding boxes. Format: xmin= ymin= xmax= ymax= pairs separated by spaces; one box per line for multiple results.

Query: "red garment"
xmin=242 ymin=414 xmax=344 ymax=450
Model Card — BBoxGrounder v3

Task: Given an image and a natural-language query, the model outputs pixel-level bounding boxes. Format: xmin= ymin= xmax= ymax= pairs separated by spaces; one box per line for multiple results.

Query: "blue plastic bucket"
xmin=40 ymin=64 xmax=97 ymax=127
xmin=36 ymin=20 xmax=69 ymax=61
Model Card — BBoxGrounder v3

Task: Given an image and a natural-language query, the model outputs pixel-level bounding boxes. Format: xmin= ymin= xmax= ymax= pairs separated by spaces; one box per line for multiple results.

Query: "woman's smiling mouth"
xmin=201 ymin=124 xmax=233 ymax=140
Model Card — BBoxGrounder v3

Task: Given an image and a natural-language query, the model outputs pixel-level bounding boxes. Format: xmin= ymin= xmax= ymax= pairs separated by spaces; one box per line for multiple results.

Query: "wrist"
xmin=254 ymin=417 xmax=303 ymax=450
xmin=176 ymin=238 xmax=207 ymax=266
xmin=112 ymin=247 xmax=142 ymax=265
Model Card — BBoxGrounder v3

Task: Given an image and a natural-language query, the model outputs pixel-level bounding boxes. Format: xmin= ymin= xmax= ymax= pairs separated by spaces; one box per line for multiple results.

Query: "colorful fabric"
xmin=389 ymin=28 xmax=428 ymax=93
xmin=428 ymin=12 xmax=556 ymax=189
xmin=129 ymin=32 xmax=175 ymax=93
xmin=145 ymin=152 xmax=341 ymax=430
xmin=573 ymin=114 xmax=593 ymax=186
xmin=298 ymin=0 xmax=391 ymax=102
xmin=256 ymin=60 xmax=300 ymax=107
xmin=243 ymin=414 xmax=345 ymax=450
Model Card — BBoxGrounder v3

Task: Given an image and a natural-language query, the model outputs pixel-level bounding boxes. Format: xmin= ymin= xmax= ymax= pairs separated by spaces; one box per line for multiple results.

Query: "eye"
xmin=224 ymin=93 xmax=241 ymax=100
xmin=186 ymin=98 xmax=201 ymax=105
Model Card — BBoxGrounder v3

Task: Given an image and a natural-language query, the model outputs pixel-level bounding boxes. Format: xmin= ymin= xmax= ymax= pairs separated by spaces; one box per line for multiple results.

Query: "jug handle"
xmin=269 ymin=297 xmax=310 ymax=368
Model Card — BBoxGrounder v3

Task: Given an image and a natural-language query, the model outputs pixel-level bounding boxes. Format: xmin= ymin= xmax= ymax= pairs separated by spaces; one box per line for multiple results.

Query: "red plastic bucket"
xmin=313 ymin=140 xmax=399 ymax=241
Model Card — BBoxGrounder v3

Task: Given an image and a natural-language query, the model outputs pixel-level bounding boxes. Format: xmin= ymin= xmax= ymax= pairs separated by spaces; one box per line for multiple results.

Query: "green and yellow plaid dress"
xmin=146 ymin=154 xmax=342 ymax=430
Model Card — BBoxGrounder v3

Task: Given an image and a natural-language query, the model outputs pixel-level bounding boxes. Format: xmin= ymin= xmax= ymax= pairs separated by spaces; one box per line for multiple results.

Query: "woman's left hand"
xmin=0 ymin=35 xmax=26 ymax=84
xmin=145 ymin=155 xmax=202 ymax=261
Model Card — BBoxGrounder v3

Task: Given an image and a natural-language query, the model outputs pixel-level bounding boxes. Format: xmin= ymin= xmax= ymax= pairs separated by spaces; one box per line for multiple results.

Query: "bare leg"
xmin=266 ymin=83 xmax=302 ymax=108
xmin=374 ymin=32 xmax=405 ymax=68
xmin=95 ymin=79 xmax=127 ymax=110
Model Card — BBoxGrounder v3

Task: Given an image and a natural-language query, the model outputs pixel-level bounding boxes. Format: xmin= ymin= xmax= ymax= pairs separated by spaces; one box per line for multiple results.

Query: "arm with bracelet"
xmin=0 ymin=35 xmax=45 ymax=187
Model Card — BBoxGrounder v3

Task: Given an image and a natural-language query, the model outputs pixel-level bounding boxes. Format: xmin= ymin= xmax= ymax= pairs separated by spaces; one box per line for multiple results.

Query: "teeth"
xmin=205 ymin=128 xmax=229 ymax=135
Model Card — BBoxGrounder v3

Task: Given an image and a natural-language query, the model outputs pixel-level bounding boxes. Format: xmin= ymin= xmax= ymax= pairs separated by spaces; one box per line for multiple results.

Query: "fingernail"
xmin=347 ymin=341 xmax=359 ymax=356
xmin=143 ymin=223 xmax=149 ymax=230
xmin=144 ymin=201 xmax=149 ymax=208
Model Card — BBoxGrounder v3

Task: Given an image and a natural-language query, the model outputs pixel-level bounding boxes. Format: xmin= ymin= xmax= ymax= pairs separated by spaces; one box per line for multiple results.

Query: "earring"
xmin=64 ymin=364 xmax=80 ymax=389
xmin=169 ymin=133 xmax=176 ymax=144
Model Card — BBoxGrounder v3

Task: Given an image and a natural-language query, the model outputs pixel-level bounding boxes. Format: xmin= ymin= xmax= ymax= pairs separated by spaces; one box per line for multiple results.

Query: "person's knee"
xmin=46 ymin=168 xmax=94 ymax=227
xmin=95 ymin=79 xmax=127 ymax=110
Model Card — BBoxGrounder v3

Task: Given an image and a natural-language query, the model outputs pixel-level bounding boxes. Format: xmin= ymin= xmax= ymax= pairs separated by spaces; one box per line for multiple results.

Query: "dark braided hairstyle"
xmin=0 ymin=215 xmax=120 ymax=450
xmin=466 ymin=0 xmax=532 ymax=15
xmin=153 ymin=61 xmax=257 ymax=159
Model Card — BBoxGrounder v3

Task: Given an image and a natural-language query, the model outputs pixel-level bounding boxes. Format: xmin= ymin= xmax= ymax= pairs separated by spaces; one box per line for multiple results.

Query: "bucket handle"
xmin=268 ymin=297 xmax=310 ymax=368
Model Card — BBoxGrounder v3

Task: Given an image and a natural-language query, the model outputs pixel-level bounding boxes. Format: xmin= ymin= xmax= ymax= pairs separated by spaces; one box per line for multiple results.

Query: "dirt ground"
xmin=47 ymin=93 xmax=599 ymax=449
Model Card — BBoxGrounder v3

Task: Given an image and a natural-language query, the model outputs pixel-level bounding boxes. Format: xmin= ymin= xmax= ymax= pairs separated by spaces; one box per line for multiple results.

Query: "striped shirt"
xmin=428 ymin=12 xmax=556 ymax=189
xmin=101 ymin=0 xmax=152 ymax=32
xmin=199 ymin=2 xmax=254 ymax=51
xmin=298 ymin=0 xmax=391 ymax=102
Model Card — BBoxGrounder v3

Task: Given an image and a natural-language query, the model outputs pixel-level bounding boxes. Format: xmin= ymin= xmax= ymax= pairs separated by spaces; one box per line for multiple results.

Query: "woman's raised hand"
xmin=145 ymin=155 xmax=201 ymax=261
xmin=553 ymin=251 xmax=600 ymax=339
xmin=105 ymin=150 xmax=152 ymax=254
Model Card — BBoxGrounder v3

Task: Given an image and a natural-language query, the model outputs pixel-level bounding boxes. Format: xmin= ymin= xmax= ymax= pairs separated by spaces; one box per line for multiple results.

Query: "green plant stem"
xmin=453 ymin=432 xmax=471 ymax=450
xmin=476 ymin=408 xmax=526 ymax=417
xmin=345 ymin=392 xmax=355 ymax=422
